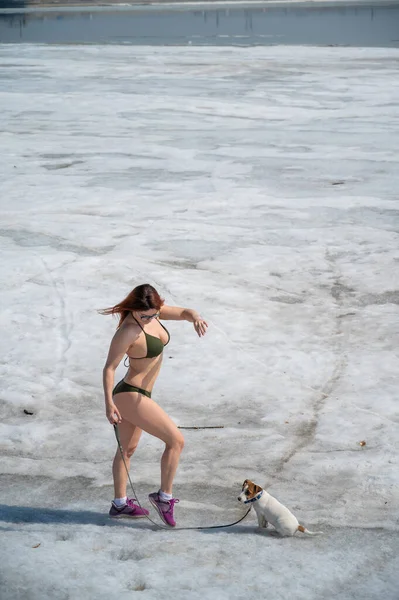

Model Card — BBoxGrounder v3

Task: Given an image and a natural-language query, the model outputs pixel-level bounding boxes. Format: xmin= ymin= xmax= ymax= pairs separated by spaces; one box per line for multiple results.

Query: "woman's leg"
xmin=114 ymin=392 xmax=184 ymax=495
xmin=112 ymin=418 xmax=143 ymax=498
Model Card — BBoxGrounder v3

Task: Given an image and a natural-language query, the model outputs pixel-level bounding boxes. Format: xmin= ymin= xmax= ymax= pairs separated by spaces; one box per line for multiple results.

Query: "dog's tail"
xmin=297 ymin=525 xmax=323 ymax=536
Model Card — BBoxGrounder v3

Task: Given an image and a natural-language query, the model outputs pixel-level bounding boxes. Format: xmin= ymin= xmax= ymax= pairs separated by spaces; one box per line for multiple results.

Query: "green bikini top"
xmin=130 ymin=316 xmax=170 ymax=360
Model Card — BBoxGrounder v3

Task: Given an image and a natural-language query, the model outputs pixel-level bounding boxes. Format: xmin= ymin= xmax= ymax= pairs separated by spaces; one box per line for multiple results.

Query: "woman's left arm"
xmin=160 ymin=305 xmax=208 ymax=337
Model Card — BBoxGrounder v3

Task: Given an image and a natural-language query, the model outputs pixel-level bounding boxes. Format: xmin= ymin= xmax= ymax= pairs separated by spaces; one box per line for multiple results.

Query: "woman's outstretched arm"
xmin=160 ymin=305 xmax=208 ymax=337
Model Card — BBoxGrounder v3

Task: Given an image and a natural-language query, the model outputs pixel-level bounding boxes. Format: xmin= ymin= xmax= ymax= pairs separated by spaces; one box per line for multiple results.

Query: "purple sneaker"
xmin=109 ymin=497 xmax=149 ymax=519
xmin=149 ymin=492 xmax=180 ymax=527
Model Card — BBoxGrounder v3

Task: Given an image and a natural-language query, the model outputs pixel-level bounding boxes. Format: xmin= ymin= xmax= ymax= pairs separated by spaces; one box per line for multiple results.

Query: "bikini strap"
xmin=157 ymin=318 xmax=171 ymax=343
xmin=132 ymin=314 xmax=144 ymax=331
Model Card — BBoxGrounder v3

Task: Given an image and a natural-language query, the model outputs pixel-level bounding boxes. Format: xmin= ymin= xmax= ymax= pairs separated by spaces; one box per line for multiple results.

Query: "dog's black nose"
xmin=237 ymin=497 xmax=241 ymax=501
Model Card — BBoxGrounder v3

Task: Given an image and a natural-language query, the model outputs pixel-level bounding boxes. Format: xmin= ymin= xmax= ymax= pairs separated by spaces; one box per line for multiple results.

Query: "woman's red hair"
xmin=99 ymin=283 xmax=164 ymax=328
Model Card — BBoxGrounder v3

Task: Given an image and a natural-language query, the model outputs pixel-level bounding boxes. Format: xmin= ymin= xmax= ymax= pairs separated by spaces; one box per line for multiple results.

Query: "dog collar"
xmin=244 ymin=490 xmax=263 ymax=504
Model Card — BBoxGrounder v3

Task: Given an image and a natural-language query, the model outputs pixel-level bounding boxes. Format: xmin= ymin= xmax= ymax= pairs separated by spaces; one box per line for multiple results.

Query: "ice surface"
xmin=0 ymin=44 xmax=399 ymax=599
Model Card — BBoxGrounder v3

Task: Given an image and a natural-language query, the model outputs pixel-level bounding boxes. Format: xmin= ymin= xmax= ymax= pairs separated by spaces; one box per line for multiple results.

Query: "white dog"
xmin=238 ymin=479 xmax=323 ymax=537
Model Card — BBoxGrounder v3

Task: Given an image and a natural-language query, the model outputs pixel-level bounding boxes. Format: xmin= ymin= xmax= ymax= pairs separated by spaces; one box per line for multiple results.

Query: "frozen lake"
xmin=0 ymin=40 xmax=399 ymax=600
xmin=0 ymin=1 xmax=399 ymax=46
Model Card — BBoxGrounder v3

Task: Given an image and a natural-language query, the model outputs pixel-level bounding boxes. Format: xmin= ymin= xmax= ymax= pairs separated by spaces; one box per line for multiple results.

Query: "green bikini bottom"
xmin=112 ymin=379 xmax=152 ymax=398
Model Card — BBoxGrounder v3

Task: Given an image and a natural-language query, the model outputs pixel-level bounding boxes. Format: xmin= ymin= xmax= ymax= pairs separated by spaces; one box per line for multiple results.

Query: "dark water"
xmin=0 ymin=2 xmax=398 ymax=46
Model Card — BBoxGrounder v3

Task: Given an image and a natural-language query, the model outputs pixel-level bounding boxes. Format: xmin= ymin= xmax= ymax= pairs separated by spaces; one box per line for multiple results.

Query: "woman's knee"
xmin=168 ymin=432 xmax=185 ymax=452
xmin=115 ymin=442 xmax=138 ymax=460
xmin=124 ymin=442 xmax=139 ymax=458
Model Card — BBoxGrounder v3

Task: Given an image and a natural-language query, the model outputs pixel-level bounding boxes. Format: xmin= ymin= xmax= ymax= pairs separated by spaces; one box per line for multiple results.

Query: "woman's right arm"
xmin=103 ymin=326 xmax=138 ymax=425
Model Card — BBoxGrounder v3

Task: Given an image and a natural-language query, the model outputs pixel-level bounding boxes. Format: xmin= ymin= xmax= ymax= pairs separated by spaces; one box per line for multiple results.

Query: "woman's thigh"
xmin=116 ymin=418 xmax=142 ymax=456
xmin=114 ymin=392 xmax=182 ymax=447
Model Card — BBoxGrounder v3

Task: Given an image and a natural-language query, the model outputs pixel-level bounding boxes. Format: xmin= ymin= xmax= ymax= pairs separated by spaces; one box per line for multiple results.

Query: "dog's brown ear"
xmin=253 ymin=483 xmax=263 ymax=495
xmin=242 ymin=479 xmax=249 ymax=489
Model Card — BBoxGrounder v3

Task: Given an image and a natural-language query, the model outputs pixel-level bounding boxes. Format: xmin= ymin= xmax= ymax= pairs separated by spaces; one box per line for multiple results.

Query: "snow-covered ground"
xmin=0 ymin=44 xmax=398 ymax=599
xmin=1 ymin=0 xmax=392 ymax=10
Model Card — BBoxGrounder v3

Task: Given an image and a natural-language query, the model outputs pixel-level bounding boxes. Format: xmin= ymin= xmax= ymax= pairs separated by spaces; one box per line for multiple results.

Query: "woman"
xmin=101 ymin=283 xmax=208 ymax=527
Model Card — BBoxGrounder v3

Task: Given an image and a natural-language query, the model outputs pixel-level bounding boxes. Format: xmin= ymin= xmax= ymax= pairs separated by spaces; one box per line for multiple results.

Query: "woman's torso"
xmin=121 ymin=314 xmax=170 ymax=392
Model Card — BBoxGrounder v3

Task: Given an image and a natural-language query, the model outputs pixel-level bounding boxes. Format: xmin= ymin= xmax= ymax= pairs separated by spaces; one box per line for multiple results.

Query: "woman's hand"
xmin=106 ymin=402 xmax=122 ymax=425
xmin=193 ymin=317 xmax=208 ymax=337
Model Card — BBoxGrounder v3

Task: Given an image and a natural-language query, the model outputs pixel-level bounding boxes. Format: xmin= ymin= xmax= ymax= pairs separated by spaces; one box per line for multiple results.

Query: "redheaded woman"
xmin=101 ymin=284 xmax=208 ymax=527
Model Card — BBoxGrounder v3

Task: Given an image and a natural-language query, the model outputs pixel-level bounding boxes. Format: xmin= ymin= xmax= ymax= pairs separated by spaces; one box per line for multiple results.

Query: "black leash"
xmin=113 ymin=424 xmax=251 ymax=531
